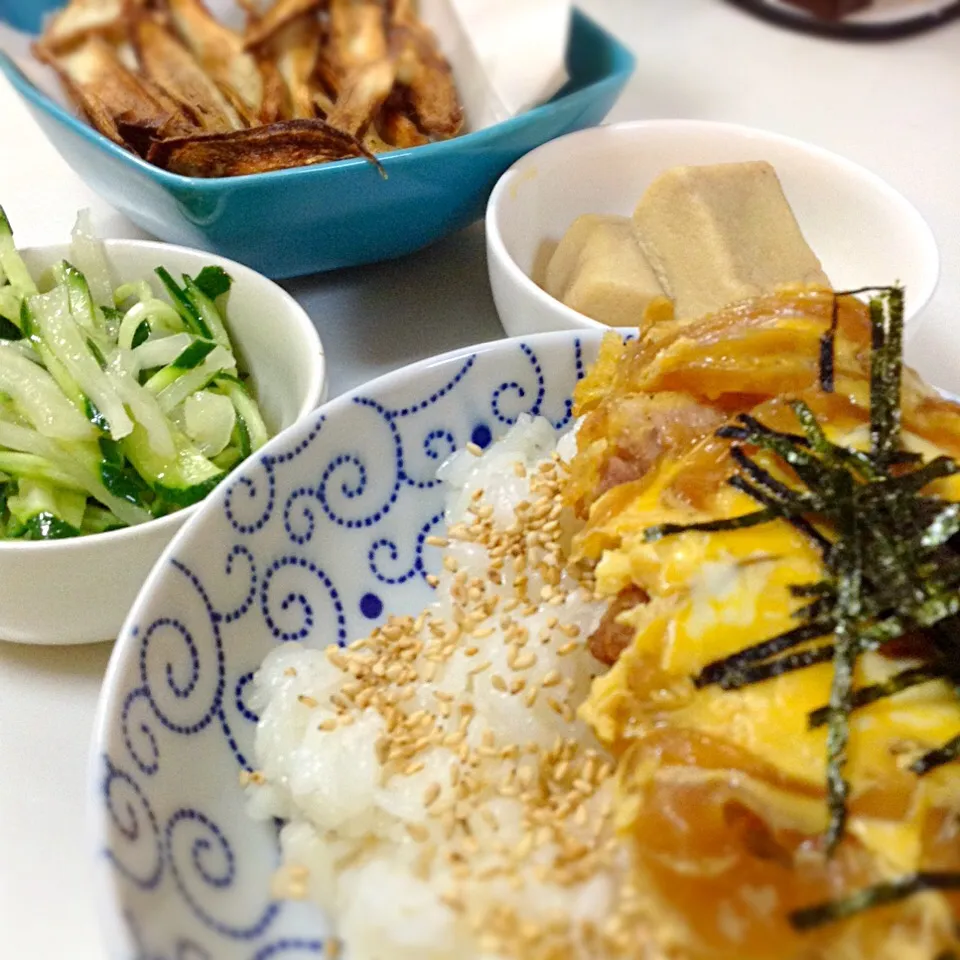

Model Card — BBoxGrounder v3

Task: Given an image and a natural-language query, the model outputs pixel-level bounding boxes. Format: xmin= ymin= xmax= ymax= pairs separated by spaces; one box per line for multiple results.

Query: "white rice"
xmin=245 ymin=415 xmax=634 ymax=959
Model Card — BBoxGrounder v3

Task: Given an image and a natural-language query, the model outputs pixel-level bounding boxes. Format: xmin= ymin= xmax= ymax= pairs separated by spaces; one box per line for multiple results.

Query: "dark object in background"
xmin=723 ymin=0 xmax=960 ymax=39
xmin=782 ymin=0 xmax=871 ymax=18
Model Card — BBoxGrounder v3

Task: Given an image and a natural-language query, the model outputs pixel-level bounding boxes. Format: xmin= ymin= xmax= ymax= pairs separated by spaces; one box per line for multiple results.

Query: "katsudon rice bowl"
xmin=94 ymin=290 xmax=960 ymax=960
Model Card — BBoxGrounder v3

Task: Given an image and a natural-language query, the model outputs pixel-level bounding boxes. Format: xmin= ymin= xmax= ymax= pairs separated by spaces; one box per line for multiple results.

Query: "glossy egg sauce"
xmin=570 ymin=290 xmax=960 ymax=959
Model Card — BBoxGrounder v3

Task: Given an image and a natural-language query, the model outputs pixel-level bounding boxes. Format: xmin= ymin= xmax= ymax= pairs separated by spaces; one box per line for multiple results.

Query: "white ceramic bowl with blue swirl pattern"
xmin=90 ymin=328 xmax=605 ymax=959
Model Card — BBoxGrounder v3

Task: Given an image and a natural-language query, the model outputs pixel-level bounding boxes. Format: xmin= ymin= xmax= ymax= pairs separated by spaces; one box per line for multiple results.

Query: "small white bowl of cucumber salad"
xmin=0 ymin=209 xmax=326 ymax=645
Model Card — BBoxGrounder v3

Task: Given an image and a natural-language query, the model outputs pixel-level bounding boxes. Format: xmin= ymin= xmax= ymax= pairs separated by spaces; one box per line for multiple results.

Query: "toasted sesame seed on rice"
xmin=244 ymin=415 xmax=654 ymax=960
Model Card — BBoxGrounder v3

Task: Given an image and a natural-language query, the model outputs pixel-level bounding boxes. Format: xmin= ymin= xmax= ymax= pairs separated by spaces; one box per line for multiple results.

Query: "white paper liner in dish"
xmin=0 ymin=0 xmax=571 ymax=134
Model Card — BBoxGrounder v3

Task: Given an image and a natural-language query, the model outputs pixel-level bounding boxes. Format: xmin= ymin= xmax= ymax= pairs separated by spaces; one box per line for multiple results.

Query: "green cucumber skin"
xmin=8 ymin=511 xmax=81 ymax=540
xmin=155 ymin=267 xmax=212 ymax=339
xmin=121 ymin=422 xmax=224 ymax=508
xmin=152 ymin=474 xmax=222 ymax=507
xmin=131 ymin=320 xmax=150 ymax=349
xmin=0 ymin=314 xmax=21 ymax=340
xmin=173 ymin=338 xmax=218 ymax=371
xmin=183 ymin=277 xmax=231 ymax=351
xmin=100 ymin=461 xmax=152 ymax=508
xmin=192 ymin=266 xmax=232 ymax=300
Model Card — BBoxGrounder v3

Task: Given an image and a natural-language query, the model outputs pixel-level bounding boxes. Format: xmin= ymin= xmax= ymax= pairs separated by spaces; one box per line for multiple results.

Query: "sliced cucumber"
xmin=183 ymin=390 xmax=235 ymax=457
xmin=129 ymin=332 xmax=193 ymax=376
xmin=154 ymin=346 xmax=235 ymax=414
xmin=54 ymin=260 xmax=98 ymax=331
xmin=192 ymin=265 xmax=232 ymax=300
xmin=29 ymin=286 xmax=133 ymax=439
xmin=0 ymin=342 xmax=95 ymax=441
xmin=0 ymin=211 xmax=269 ymax=539
xmin=0 ymin=207 xmax=38 ymax=297
xmin=155 ymin=266 xmax=211 ymax=339
xmin=81 ymin=504 xmax=125 ymax=535
xmin=107 ymin=363 xmax=176 ymax=459
xmin=0 ymin=451 xmax=89 ymax=493
xmin=117 ymin=296 xmax=184 ymax=348
xmin=183 ymin=276 xmax=232 ymax=350
xmin=0 ymin=420 xmax=150 ymax=525
xmin=7 ymin=476 xmax=86 ymax=532
xmin=69 ymin=210 xmax=113 ymax=308
xmin=217 ymin=376 xmax=269 ymax=453
xmin=0 ymin=288 xmax=22 ymax=327
xmin=122 ymin=421 xmax=224 ymax=507
xmin=8 ymin=511 xmax=82 ymax=540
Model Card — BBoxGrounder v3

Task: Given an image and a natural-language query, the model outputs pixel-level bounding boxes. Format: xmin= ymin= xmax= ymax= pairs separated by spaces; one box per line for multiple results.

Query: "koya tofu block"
xmin=543 ymin=214 xmax=672 ymax=327
xmin=632 ymin=161 xmax=830 ymax=322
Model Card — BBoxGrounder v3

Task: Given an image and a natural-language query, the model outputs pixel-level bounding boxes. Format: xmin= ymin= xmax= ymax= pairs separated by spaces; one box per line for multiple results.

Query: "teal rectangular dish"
xmin=0 ymin=2 xmax=635 ymax=278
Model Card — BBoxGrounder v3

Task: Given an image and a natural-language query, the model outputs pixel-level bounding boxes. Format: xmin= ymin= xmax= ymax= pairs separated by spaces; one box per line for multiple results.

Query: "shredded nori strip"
xmin=911 ymin=733 xmax=960 ymax=776
xmin=789 ymin=873 xmax=960 ymax=931
xmin=639 ymin=287 xmax=960 ymax=929
xmin=643 ymin=508 xmax=778 ymax=542
xmin=824 ymin=498 xmax=861 ymax=852
xmin=695 ymin=621 xmax=832 ymax=688
xmin=820 ymin=294 xmax=840 ymax=392
xmin=728 ymin=474 xmax=833 ymax=552
xmin=869 ymin=287 xmax=905 ymax=468
xmin=808 ymin=665 xmax=944 ymax=728
xmin=710 ymin=643 xmax=837 ymax=689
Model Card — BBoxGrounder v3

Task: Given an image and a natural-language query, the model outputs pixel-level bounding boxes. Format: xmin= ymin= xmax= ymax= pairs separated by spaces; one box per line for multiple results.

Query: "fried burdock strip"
xmin=129 ymin=13 xmax=244 ymax=133
xmin=256 ymin=53 xmax=289 ymax=122
xmin=246 ymin=7 xmax=323 ymax=120
xmin=242 ymin=0 xmax=325 ymax=50
xmin=375 ymin=89 xmax=428 ymax=147
xmin=311 ymin=23 xmax=342 ymax=101
xmin=34 ymin=33 xmax=194 ymax=153
xmin=40 ymin=0 xmax=125 ymax=52
xmin=390 ymin=0 xmax=461 ymax=138
xmin=236 ymin=0 xmax=291 ymax=121
xmin=327 ymin=57 xmax=394 ymax=135
xmin=165 ymin=0 xmax=266 ymax=123
xmin=275 ymin=16 xmax=324 ymax=119
xmin=146 ymin=117 xmax=381 ymax=177
xmin=324 ymin=0 xmax=395 ymax=136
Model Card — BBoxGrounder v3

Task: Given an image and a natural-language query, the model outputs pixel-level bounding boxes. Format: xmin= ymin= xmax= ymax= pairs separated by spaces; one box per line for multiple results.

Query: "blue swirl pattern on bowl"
xmin=92 ymin=330 xmax=605 ymax=959
xmin=0 ymin=2 xmax=635 ymax=279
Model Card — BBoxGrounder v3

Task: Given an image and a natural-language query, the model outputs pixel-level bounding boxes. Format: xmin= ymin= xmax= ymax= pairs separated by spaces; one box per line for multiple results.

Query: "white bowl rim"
xmin=485 ymin=117 xmax=941 ymax=331
xmin=86 ymin=325 xmax=607 ymax=956
xmin=0 ymin=236 xmax=327 ymax=554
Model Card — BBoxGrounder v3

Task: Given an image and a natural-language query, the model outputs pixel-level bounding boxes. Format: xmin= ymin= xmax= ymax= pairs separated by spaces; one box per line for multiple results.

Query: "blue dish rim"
xmin=0 ymin=7 xmax=636 ymax=191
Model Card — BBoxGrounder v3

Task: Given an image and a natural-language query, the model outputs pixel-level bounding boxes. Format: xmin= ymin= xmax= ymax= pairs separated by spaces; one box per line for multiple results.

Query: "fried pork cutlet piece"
xmin=587 ymin=584 xmax=648 ymax=666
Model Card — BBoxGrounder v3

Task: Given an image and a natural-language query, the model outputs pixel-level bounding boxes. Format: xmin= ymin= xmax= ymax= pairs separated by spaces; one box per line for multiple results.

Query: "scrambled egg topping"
xmin=570 ymin=291 xmax=960 ymax=960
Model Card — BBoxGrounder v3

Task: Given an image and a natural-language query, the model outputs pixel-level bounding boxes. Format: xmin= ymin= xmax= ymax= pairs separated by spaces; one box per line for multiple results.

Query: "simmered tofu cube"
xmin=633 ymin=161 xmax=830 ymax=322
xmin=544 ymin=214 xmax=671 ymax=327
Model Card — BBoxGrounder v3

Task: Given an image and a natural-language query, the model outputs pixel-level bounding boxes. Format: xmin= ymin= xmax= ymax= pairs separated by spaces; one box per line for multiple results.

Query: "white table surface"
xmin=2 ymin=1 xmax=960 ymax=956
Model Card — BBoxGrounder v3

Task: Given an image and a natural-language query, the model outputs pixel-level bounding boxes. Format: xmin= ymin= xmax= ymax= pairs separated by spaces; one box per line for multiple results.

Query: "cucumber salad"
xmin=0 ymin=208 xmax=269 ymax=540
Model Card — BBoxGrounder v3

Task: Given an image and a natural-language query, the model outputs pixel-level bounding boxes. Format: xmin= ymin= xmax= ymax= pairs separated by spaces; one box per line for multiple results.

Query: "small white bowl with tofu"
xmin=485 ymin=119 xmax=939 ymax=337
